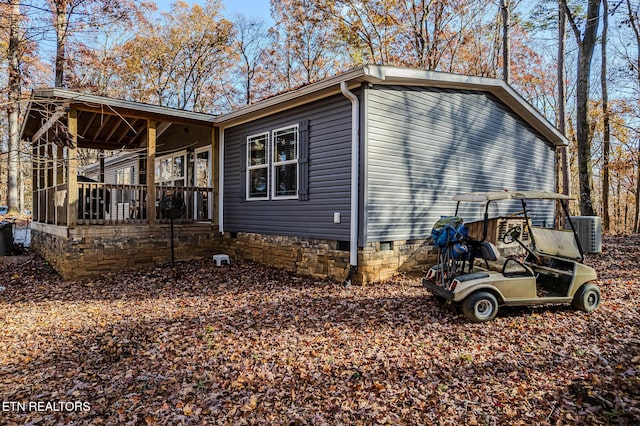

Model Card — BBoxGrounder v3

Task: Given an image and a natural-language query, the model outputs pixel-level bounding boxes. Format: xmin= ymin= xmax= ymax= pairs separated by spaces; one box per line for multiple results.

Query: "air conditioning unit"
xmin=568 ymin=216 xmax=602 ymax=254
xmin=466 ymin=217 xmax=530 ymax=256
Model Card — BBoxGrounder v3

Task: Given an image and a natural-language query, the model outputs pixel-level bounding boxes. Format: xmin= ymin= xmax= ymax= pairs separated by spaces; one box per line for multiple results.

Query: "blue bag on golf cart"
xmin=431 ymin=216 xmax=469 ymax=258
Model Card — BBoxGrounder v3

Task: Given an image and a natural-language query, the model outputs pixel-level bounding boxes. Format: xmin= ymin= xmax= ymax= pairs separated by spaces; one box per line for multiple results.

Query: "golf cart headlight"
xmin=448 ymin=279 xmax=460 ymax=291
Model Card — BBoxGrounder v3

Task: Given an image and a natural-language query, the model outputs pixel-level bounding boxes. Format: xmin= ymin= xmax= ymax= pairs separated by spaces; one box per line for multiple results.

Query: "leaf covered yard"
xmin=1 ymin=236 xmax=639 ymax=425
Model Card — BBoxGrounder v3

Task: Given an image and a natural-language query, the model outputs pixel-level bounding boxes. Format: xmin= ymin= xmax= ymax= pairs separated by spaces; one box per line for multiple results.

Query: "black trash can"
xmin=0 ymin=221 xmax=13 ymax=256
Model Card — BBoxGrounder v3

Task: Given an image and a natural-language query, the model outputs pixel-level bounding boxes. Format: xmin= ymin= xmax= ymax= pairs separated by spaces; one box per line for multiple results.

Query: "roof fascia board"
xmin=215 ymin=68 xmax=367 ymax=128
xmin=361 ymin=66 xmax=567 ymax=147
xmin=215 ymin=65 xmax=566 ymax=147
xmin=30 ymin=88 xmax=216 ymax=125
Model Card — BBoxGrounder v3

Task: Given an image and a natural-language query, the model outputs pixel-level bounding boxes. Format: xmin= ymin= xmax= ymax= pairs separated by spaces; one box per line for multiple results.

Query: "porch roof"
xmin=21 ymin=88 xmax=216 ymax=150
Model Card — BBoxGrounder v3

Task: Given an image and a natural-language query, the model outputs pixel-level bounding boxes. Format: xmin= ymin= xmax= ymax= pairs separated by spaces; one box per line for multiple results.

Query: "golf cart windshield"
xmin=529 ymin=226 xmax=582 ymax=260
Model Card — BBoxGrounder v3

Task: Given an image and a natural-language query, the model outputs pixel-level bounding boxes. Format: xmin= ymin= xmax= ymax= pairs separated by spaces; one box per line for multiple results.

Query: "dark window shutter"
xmin=298 ymin=120 xmax=309 ymax=201
xmin=240 ymin=139 xmax=247 ymax=203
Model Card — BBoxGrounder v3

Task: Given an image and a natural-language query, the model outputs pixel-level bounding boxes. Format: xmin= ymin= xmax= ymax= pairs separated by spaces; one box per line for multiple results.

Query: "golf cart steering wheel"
xmin=503 ymin=226 xmax=522 ymax=244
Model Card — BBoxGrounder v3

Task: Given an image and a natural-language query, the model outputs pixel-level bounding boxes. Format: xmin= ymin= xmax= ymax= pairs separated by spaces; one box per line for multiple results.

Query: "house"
xmin=20 ymin=65 xmax=567 ymax=283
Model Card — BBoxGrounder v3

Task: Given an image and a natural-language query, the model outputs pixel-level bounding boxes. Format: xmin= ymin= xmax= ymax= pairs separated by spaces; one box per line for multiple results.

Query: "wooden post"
xmin=38 ymin=140 xmax=45 ymax=222
xmin=67 ymin=109 xmax=78 ymax=228
xmin=32 ymin=140 xmax=39 ymax=222
xmin=99 ymin=150 xmax=105 ymax=182
xmin=212 ymin=126 xmax=219 ymax=226
xmin=147 ymin=120 xmax=156 ymax=225
xmin=56 ymin=145 xmax=64 ymax=185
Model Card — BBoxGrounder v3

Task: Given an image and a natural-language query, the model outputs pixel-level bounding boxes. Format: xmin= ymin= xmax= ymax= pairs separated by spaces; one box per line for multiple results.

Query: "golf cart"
xmin=422 ymin=191 xmax=600 ymax=323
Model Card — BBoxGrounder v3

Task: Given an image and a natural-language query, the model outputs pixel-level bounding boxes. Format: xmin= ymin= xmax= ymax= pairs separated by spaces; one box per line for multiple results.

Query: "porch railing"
xmin=32 ymin=183 xmax=214 ymax=226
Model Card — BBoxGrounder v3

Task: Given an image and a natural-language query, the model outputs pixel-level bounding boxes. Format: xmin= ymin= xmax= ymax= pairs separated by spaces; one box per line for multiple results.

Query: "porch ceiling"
xmin=21 ymin=88 xmax=216 ymax=150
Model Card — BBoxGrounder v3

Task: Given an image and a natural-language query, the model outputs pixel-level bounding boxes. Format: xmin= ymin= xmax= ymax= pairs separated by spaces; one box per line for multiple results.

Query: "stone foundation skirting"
xmin=31 ymin=222 xmax=222 ymax=281
xmin=221 ymin=232 xmax=437 ymax=284
xmin=31 ymin=224 xmax=437 ymax=284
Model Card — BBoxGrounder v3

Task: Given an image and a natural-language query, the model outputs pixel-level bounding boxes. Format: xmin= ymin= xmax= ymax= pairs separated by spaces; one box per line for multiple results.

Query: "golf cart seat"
xmin=474 ymin=241 xmax=504 ymax=272
xmin=474 ymin=241 xmax=534 ymax=277
xmin=477 ymin=241 xmax=500 ymax=261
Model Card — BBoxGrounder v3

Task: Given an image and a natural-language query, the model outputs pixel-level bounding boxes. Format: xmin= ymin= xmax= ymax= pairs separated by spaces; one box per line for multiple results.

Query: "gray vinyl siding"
xmin=223 ymin=92 xmax=355 ymax=240
xmin=365 ymin=85 xmax=556 ymax=242
xmin=104 ymin=157 xmax=139 ymax=185
xmin=80 ymin=154 xmax=138 ymax=184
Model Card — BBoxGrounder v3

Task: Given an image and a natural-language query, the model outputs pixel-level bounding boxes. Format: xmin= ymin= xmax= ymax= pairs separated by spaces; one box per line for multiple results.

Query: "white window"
xmin=116 ymin=166 xmax=134 ymax=203
xmin=155 ymin=151 xmax=186 ymax=187
xmin=272 ymin=125 xmax=298 ymax=199
xmin=247 ymin=133 xmax=269 ymax=200
xmin=194 ymin=146 xmax=212 ymax=221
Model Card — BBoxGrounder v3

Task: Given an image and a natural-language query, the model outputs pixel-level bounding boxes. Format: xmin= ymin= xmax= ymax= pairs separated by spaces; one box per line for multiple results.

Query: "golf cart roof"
xmin=452 ymin=191 xmax=575 ymax=202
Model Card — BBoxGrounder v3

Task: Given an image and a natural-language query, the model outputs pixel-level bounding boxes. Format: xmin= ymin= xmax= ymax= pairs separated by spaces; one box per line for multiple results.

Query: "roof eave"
xmin=29 ymin=87 xmax=217 ymax=125
xmin=215 ymin=65 xmax=567 ymax=147
xmin=214 ymin=67 xmax=368 ymax=127
xmin=359 ymin=66 xmax=568 ymax=147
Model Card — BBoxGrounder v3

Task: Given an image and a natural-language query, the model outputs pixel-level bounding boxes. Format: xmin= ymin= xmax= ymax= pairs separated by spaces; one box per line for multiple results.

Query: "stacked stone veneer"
xmin=31 ymin=223 xmax=223 ymax=281
xmin=220 ymin=233 xmax=437 ymax=284
xmin=32 ymin=224 xmax=437 ymax=283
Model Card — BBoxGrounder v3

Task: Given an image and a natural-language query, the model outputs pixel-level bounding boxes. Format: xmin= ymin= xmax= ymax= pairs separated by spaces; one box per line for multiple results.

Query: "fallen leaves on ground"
xmin=0 ymin=235 xmax=638 ymax=425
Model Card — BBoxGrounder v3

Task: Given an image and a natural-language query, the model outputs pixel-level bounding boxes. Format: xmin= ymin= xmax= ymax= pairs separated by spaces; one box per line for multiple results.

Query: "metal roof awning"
xmin=20 ymin=88 xmax=216 ymax=150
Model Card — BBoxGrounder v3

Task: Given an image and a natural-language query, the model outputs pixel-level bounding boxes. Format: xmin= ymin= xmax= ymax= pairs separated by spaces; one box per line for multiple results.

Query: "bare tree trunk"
xmin=601 ymin=0 xmax=611 ymax=232
xmin=635 ymin=147 xmax=640 ymax=233
xmin=627 ymin=0 xmax=640 ymax=232
xmin=558 ymin=1 xmax=569 ymax=197
xmin=614 ymin=171 xmax=620 ymax=233
xmin=500 ymin=0 xmax=510 ymax=82
xmin=55 ymin=0 xmax=68 ymax=87
xmin=7 ymin=0 xmax=22 ymax=216
xmin=562 ymin=0 xmax=600 ymax=216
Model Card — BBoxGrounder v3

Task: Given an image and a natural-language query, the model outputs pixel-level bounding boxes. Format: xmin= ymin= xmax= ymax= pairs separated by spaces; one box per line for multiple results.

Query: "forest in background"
xmin=1 ymin=0 xmax=639 ymax=233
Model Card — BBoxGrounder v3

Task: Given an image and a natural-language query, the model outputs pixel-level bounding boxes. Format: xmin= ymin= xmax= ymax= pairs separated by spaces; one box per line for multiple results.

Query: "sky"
xmin=154 ymin=0 xmax=272 ymax=21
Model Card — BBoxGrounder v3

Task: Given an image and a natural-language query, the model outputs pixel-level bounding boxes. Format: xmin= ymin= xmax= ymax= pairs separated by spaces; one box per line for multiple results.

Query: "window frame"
xmin=246 ymin=132 xmax=270 ymax=201
xmin=194 ymin=145 xmax=213 ymax=221
xmin=155 ymin=150 xmax=187 ymax=187
xmin=115 ymin=166 xmax=134 ymax=203
xmin=271 ymin=124 xmax=299 ymax=200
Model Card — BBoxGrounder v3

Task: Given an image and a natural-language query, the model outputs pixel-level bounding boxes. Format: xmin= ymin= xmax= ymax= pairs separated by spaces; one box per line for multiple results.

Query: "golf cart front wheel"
xmin=572 ymin=283 xmax=601 ymax=313
xmin=462 ymin=291 xmax=498 ymax=323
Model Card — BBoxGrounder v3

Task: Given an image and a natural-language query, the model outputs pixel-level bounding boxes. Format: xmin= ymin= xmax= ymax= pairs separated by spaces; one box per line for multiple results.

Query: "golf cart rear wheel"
xmin=462 ymin=291 xmax=498 ymax=323
xmin=572 ymin=283 xmax=601 ymax=313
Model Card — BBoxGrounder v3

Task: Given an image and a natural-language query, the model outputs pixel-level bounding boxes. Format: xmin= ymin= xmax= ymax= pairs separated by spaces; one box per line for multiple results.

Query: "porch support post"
xmin=55 ymin=145 xmax=63 ymax=226
xmin=99 ymin=150 xmax=105 ymax=182
xmin=37 ymin=140 xmax=45 ymax=222
xmin=146 ymin=120 xmax=157 ymax=225
xmin=212 ymin=126 xmax=219 ymax=226
xmin=46 ymin=142 xmax=52 ymax=224
xmin=67 ymin=109 xmax=78 ymax=228
xmin=56 ymin=145 xmax=64 ymax=185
